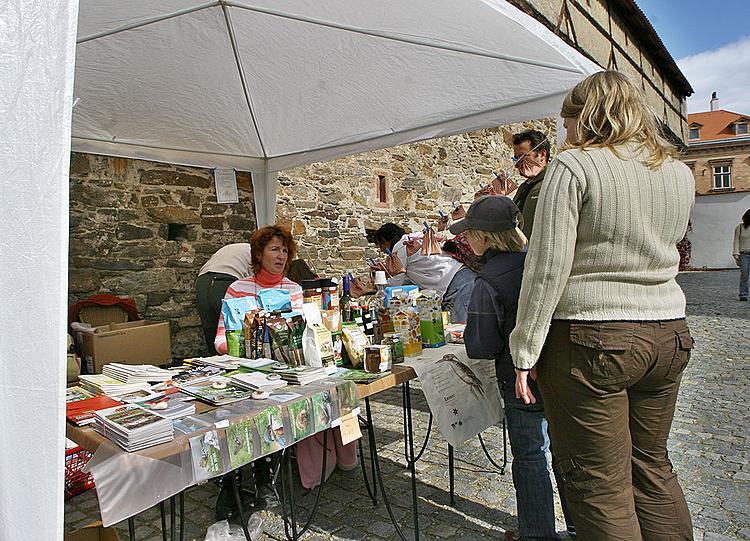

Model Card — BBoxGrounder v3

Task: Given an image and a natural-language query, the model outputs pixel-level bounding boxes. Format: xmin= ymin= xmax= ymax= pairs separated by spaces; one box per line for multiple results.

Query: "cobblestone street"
xmin=65 ymin=270 xmax=750 ymax=540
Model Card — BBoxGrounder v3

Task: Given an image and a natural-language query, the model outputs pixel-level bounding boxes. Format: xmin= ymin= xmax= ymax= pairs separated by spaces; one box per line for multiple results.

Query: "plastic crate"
xmin=65 ymin=446 xmax=95 ymax=499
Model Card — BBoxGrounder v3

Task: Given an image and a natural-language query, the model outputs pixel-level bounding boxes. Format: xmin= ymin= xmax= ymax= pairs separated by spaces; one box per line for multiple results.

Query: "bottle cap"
xmin=374 ymin=270 xmax=387 ymax=285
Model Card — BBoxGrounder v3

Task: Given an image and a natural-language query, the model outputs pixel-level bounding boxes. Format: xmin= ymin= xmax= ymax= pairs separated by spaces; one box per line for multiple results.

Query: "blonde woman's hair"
xmin=561 ymin=70 xmax=677 ymax=168
xmin=467 ymin=228 xmax=527 ymax=253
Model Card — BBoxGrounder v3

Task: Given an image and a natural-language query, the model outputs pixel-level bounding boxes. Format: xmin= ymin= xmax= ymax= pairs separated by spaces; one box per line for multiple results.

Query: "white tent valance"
xmin=72 ymin=0 xmax=599 ymax=224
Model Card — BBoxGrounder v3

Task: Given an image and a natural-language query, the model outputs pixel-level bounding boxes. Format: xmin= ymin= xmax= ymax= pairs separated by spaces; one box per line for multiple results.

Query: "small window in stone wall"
xmin=373 ymin=172 xmax=389 ymax=207
xmin=167 ymin=223 xmax=188 ymax=241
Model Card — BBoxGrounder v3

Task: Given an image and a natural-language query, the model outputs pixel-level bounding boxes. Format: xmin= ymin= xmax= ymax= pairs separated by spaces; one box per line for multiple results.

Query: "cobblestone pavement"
xmin=66 ymin=270 xmax=750 ymax=540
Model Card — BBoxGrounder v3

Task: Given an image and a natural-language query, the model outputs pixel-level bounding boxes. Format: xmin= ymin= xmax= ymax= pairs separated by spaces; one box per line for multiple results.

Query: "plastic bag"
xmin=257 ymin=288 xmax=292 ymax=312
xmin=222 ymin=297 xmax=259 ymax=331
xmin=203 ymin=516 xmax=263 ymax=541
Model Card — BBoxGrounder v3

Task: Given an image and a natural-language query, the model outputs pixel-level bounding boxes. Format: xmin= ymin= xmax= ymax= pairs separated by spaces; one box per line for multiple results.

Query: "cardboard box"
xmin=80 ymin=320 xmax=172 ymax=374
xmin=65 ymin=522 xmax=120 ymax=541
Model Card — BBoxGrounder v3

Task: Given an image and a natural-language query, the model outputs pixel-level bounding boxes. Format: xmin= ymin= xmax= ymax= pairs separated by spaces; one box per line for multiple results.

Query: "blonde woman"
xmin=509 ymin=71 xmax=695 ymax=540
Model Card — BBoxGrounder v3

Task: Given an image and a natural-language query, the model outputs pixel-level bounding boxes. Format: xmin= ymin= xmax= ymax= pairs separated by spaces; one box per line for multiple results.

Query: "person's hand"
xmin=734 ymin=254 xmax=741 ymax=267
xmin=515 ymin=367 xmax=538 ymax=404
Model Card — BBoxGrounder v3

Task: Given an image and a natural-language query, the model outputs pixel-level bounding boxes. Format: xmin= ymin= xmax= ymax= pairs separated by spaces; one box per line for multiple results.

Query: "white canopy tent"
xmin=72 ymin=0 xmax=599 ymax=224
xmin=1 ymin=1 xmax=601 ymax=538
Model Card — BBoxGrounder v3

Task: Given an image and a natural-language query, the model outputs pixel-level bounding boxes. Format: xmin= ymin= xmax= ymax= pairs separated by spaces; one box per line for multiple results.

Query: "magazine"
xmin=310 ymin=390 xmax=333 ymax=433
xmin=66 ymin=395 xmax=122 ymax=426
xmin=225 ymin=419 xmax=255 ymax=469
xmin=256 ymin=405 xmax=286 ymax=455
xmin=65 ymin=385 xmax=94 ymax=403
xmin=189 ymin=430 xmax=224 ymax=481
xmin=181 ymin=377 xmax=254 ymax=405
xmin=287 ymin=398 xmax=313 ymax=443
xmin=173 ymin=416 xmax=211 ymax=436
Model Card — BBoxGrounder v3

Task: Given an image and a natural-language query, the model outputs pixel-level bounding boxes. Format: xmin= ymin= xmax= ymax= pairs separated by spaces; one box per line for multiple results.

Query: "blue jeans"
xmin=502 ymin=379 xmax=573 ymax=539
xmin=442 ymin=266 xmax=476 ymax=323
xmin=739 ymin=253 xmax=749 ymax=299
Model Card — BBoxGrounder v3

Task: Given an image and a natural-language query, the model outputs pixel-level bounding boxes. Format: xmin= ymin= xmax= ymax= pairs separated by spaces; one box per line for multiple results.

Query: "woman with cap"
xmin=510 ymin=71 xmax=695 ymax=539
xmin=455 ymin=195 xmax=573 ymax=541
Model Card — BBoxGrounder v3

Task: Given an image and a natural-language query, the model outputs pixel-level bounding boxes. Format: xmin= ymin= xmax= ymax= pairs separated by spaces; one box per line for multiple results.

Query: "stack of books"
xmin=187 ymin=355 xmax=244 ymax=371
xmin=93 ymin=404 xmax=174 ymax=451
xmin=102 ymin=363 xmax=181 ymax=384
xmin=230 ymin=372 xmax=288 ymax=392
xmin=139 ymin=396 xmax=196 ymax=420
xmin=79 ymin=374 xmax=152 ymax=398
xmin=180 ymin=377 xmax=254 ymax=406
xmin=66 ymin=395 xmax=123 ymax=426
xmin=172 ymin=365 xmax=224 ymax=387
xmin=275 ymin=366 xmax=328 ymax=385
xmin=66 ymin=385 xmax=94 ymax=403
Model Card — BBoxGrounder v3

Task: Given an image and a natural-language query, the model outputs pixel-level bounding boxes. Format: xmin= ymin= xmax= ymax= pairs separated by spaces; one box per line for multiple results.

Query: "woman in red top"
xmin=214 ymin=225 xmax=303 ymax=354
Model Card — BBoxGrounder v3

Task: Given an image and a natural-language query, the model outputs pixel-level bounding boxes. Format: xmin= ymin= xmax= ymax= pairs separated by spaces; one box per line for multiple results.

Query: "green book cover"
xmin=310 ymin=390 xmax=333 ymax=433
xmin=287 ymin=398 xmax=313 ymax=443
xmin=189 ymin=430 xmax=224 ymax=481
xmin=256 ymin=405 xmax=286 ymax=455
xmin=225 ymin=419 xmax=255 ymax=469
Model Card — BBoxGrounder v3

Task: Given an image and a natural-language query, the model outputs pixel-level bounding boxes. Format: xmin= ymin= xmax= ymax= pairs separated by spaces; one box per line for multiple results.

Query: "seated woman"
xmin=214 ymin=225 xmax=304 ymax=354
xmin=214 ymin=225 xmax=356 ymax=492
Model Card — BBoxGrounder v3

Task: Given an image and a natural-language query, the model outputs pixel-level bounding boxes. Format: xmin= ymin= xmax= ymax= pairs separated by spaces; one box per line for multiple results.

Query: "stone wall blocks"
xmin=227 ymin=215 xmax=255 ymax=230
xmin=100 ymin=268 xmax=178 ymax=295
xmin=68 ymin=269 xmax=100 ymax=293
xmin=201 ymin=217 xmax=226 ymax=230
xmin=117 ymin=223 xmax=154 ymax=240
xmin=91 ymin=260 xmax=147 ymax=271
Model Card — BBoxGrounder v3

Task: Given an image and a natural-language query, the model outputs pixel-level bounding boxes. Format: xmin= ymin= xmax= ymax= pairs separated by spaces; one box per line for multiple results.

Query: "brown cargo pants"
xmin=537 ymin=319 xmax=694 ymax=541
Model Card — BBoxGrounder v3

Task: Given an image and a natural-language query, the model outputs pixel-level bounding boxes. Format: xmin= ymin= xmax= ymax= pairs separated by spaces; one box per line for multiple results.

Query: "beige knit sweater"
xmin=509 ymin=144 xmax=695 ymax=370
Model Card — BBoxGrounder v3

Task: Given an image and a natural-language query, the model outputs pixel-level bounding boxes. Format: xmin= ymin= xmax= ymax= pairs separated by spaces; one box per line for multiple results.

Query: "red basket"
xmin=65 ymin=446 xmax=95 ymax=499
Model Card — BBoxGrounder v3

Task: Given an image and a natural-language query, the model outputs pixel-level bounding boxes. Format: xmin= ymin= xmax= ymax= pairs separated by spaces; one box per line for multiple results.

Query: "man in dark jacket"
xmin=512 ymin=130 xmax=550 ymax=240
xmin=453 ymin=195 xmax=573 ymax=541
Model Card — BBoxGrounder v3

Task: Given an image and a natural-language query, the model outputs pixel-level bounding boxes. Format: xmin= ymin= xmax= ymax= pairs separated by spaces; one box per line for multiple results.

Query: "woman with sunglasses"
xmin=510 ymin=71 xmax=695 ymax=539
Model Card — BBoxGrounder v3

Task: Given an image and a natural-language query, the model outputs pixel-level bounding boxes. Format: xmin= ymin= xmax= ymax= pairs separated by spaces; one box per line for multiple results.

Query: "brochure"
xmin=189 ymin=430 xmax=224 ymax=481
xmin=256 ymin=405 xmax=286 ymax=455
xmin=287 ymin=398 xmax=313 ymax=443
xmin=225 ymin=419 xmax=255 ymax=469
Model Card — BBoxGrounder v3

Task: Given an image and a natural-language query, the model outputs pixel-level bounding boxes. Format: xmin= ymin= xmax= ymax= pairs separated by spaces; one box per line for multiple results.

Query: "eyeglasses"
xmin=511 ymin=138 xmax=547 ymax=164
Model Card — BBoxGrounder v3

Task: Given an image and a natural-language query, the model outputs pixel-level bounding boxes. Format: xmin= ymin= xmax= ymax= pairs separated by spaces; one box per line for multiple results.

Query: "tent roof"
xmin=72 ymin=0 xmax=599 ymax=173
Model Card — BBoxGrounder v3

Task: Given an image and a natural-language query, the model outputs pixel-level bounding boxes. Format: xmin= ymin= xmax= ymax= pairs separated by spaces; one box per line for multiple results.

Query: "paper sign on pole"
xmin=214 ymin=168 xmax=238 ymax=203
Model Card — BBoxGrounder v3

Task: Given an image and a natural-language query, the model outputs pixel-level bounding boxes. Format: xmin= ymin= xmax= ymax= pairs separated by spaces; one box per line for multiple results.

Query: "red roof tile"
xmin=688 ymin=110 xmax=750 ymax=142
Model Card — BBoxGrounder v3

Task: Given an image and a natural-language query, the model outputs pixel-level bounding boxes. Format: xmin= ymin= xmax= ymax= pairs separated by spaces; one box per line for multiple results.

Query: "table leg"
xmin=448 ymin=444 xmax=455 ymax=507
xmin=170 ymin=496 xmax=176 ymax=541
xmin=403 ymin=381 xmax=420 ymax=541
xmin=231 ymin=470 xmax=253 ymax=541
xmin=159 ymin=501 xmax=167 ymax=541
xmin=286 ymin=450 xmax=298 ymax=541
xmin=357 ymin=434 xmax=378 ymax=506
xmin=179 ymin=492 xmax=185 ymax=541
xmin=128 ymin=517 xmax=136 ymax=541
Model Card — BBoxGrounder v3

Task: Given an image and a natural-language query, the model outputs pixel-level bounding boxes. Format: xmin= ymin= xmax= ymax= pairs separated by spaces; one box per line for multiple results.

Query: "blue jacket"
xmin=464 ymin=249 xmax=526 ymax=384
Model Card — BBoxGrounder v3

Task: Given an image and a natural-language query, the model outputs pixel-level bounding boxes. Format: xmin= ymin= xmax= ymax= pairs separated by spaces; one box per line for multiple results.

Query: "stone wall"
xmin=68 ymin=118 xmax=554 ymax=359
xmin=68 ymin=154 xmax=256 ymax=359
xmin=276 ymin=119 xmax=556 ymax=278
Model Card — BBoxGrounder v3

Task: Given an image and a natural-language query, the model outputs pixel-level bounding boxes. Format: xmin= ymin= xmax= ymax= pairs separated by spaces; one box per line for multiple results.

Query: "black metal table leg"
xmin=128 ymin=517 xmax=136 ymax=541
xmin=179 ymin=492 xmax=185 ymax=541
xmin=231 ymin=470 xmax=253 ymax=541
xmin=448 ymin=444 xmax=455 ymax=507
xmin=358 ymin=419 xmax=378 ymax=506
xmin=403 ymin=381 xmax=420 ymax=541
xmin=170 ymin=496 xmax=176 ymax=541
xmin=159 ymin=501 xmax=167 ymax=541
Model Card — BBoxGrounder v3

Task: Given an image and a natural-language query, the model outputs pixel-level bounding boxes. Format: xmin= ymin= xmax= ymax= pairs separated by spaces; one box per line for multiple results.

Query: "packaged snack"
xmin=257 ymin=288 xmax=292 ymax=312
xmin=301 ymin=303 xmax=336 ymax=371
xmin=393 ymin=307 xmax=422 ymax=357
xmin=222 ymin=296 xmax=259 ymax=331
xmin=288 ymin=315 xmax=306 ymax=367
xmin=267 ymin=316 xmax=293 ymax=365
xmin=417 ymin=290 xmax=445 ymax=348
xmin=341 ymin=323 xmax=369 ymax=368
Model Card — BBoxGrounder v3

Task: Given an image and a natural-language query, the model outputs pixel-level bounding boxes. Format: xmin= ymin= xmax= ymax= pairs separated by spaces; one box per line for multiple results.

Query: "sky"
xmin=635 ymin=0 xmax=750 ymax=114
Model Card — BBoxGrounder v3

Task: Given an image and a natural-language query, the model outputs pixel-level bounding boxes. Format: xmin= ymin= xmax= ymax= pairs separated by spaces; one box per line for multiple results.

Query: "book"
xmin=229 ymin=372 xmax=288 ymax=392
xmin=172 ymin=365 xmax=224 ymax=387
xmin=140 ymin=396 xmax=196 ymax=420
xmin=256 ymin=405 xmax=286 ymax=455
xmin=225 ymin=419 xmax=255 ymax=469
xmin=287 ymin=398 xmax=313 ymax=443
xmin=189 ymin=430 xmax=224 ymax=481
xmin=66 ymin=395 xmax=122 ymax=426
xmin=93 ymin=404 xmax=174 ymax=452
xmin=172 ymin=416 xmax=211 ymax=436
xmin=79 ymin=374 xmax=152 ymax=398
xmin=102 ymin=363 xmax=180 ymax=384
xmin=66 ymin=385 xmax=94 ymax=403
xmin=180 ymin=377 xmax=255 ymax=406
xmin=310 ymin=390 xmax=333 ymax=432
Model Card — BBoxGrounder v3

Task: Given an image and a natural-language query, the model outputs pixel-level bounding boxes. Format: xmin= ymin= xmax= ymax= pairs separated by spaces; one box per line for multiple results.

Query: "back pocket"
xmin=569 ymin=322 xmax=635 ymax=386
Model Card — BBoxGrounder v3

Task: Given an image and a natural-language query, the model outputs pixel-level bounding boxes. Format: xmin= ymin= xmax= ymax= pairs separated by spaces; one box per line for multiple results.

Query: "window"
xmin=735 ymin=122 xmax=748 ymax=135
xmin=377 ymin=175 xmax=387 ymax=203
xmin=712 ymin=164 xmax=732 ymax=190
xmin=689 ymin=127 xmax=700 ymax=140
